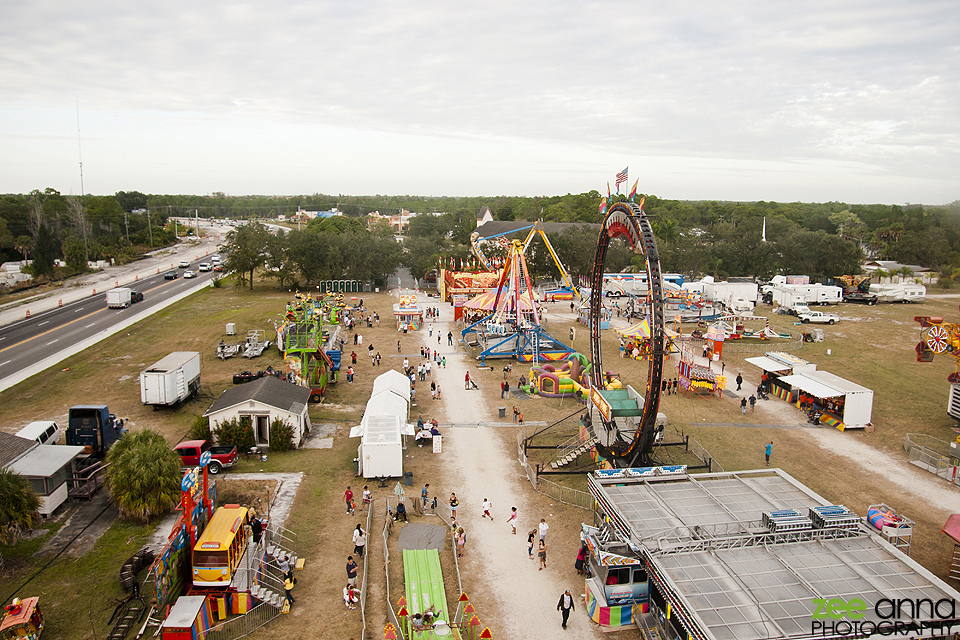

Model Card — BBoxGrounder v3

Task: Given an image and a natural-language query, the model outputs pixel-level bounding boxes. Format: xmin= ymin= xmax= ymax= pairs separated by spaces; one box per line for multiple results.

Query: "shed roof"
xmin=203 ymin=377 xmax=311 ymax=417
xmin=0 ymin=431 xmax=37 ymax=468
xmin=372 ymin=370 xmax=411 ymax=403
xmin=7 ymin=444 xmax=85 ymax=477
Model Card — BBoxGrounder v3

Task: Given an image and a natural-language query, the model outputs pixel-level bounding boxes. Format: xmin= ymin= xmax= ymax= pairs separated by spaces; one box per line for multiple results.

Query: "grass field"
xmin=2 ymin=280 xmax=960 ymax=639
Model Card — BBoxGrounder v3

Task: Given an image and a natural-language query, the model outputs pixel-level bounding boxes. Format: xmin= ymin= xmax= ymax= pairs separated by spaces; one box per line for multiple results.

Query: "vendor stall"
xmin=161 ymin=595 xmax=214 ymax=640
xmin=350 ymin=375 xmax=416 ymax=477
xmin=745 ymin=351 xmax=817 ymax=400
xmin=778 ymin=370 xmax=873 ymax=430
xmin=394 ymin=294 xmax=424 ymax=332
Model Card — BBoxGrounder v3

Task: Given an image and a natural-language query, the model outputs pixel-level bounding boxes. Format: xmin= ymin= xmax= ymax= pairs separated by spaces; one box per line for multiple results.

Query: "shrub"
xmin=188 ymin=414 xmax=212 ymax=442
xmin=213 ymin=416 xmax=256 ymax=452
xmin=268 ymin=417 xmax=295 ymax=452
xmin=0 ymin=469 xmax=40 ymax=544
xmin=105 ymin=430 xmax=181 ymax=522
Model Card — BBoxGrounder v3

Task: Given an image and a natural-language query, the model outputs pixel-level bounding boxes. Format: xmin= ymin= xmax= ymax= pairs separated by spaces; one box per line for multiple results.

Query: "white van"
xmin=16 ymin=421 xmax=60 ymax=446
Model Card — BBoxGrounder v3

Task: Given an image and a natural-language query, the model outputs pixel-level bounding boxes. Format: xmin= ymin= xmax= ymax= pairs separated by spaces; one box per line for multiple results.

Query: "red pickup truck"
xmin=174 ymin=440 xmax=239 ymax=475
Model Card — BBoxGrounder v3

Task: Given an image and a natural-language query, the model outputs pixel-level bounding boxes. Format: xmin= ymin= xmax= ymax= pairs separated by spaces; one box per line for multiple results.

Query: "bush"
xmin=0 ymin=468 xmax=40 ymax=544
xmin=214 ymin=416 xmax=256 ymax=452
xmin=105 ymin=430 xmax=181 ymax=522
xmin=188 ymin=415 xmax=213 ymax=442
xmin=268 ymin=417 xmax=295 ymax=452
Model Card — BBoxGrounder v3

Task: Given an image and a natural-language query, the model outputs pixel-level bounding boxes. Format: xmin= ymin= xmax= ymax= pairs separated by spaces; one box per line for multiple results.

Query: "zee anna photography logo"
xmin=811 ymin=597 xmax=960 ymax=637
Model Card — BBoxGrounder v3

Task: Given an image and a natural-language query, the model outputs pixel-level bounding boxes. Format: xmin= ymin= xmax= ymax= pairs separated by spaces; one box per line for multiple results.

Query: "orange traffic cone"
xmin=58 ymin=299 xmax=62 ymax=307
xmin=26 ymin=309 xmax=30 ymax=318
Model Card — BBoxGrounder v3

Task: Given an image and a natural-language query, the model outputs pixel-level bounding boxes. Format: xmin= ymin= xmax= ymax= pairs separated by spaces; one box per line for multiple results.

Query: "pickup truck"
xmin=174 ymin=439 xmax=238 ymax=475
xmin=799 ymin=310 xmax=839 ymax=325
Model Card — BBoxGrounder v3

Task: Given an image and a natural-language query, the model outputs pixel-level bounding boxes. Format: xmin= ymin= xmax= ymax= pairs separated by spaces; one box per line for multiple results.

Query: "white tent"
xmin=372 ymin=369 xmax=411 ymax=411
xmin=350 ymin=383 xmax=415 ymax=478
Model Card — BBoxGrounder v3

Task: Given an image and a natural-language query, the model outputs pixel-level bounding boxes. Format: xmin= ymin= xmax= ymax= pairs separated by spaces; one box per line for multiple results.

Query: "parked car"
xmin=164 ymin=271 xmax=178 ymax=280
xmin=799 ymin=310 xmax=840 ymax=324
xmin=183 ymin=270 xmax=196 ymax=279
xmin=179 ymin=260 xmax=190 ymax=268
xmin=232 ymin=370 xmax=265 ymax=384
xmin=198 ymin=262 xmax=212 ymax=272
xmin=173 ymin=440 xmax=238 ymax=475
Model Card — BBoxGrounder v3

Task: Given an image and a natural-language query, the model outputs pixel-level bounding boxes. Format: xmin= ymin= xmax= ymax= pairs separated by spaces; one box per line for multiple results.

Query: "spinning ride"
xmin=588 ymin=199 xmax=666 ymax=467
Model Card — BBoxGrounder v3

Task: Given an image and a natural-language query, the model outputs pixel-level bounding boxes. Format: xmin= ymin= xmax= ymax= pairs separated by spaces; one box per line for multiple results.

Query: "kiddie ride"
xmin=146 ymin=455 xmax=303 ymax=639
xmin=1 ymin=598 xmax=43 ymax=640
xmin=460 ymin=239 xmax=574 ymax=363
xmin=915 ymin=311 xmax=960 ymax=421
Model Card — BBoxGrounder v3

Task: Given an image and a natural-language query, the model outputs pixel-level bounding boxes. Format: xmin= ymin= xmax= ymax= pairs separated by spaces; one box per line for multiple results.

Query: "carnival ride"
xmin=470 ymin=220 xmax=580 ymax=300
xmin=586 ymin=198 xmax=666 ymax=467
xmin=276 ymin=292 xmax=341 ymax=401
xmin=460 ymin=239 xmax=574 ymax=363
xmin=1 ymin=598 xmax=43 ymax=640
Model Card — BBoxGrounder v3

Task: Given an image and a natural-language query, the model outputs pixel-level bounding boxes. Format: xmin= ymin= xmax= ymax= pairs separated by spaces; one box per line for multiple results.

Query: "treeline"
xmin=5 ymin=188 xmax=960 ymax=285
xmin=0 ymin=189 xmax=175 ymax=279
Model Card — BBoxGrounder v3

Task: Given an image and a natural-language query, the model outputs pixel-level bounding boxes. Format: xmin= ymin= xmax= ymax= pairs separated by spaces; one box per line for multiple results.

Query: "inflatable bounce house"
xmin=526 ymin=353 xmax=623 ymax=399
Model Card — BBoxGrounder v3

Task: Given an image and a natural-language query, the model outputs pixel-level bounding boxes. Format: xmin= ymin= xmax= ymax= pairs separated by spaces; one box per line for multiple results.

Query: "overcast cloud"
xmin=0 ymin=0 xmax=957 ymax=203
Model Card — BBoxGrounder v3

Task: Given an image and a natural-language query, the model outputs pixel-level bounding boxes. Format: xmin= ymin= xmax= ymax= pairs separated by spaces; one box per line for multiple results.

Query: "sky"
xmin=1 ymin=1 xmax=958 ymax=204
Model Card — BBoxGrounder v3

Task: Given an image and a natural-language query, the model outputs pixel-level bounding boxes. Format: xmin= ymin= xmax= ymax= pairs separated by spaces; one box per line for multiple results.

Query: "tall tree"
xmin=224 ymin=222 xmax=271 ymax=289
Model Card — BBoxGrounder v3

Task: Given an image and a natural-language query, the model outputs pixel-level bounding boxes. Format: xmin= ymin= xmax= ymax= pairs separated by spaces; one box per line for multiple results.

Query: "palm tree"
xmin=105 ymin=430 xmax=182 ymax=522
xmin=0 ymin=468 xmax=40 ymax=544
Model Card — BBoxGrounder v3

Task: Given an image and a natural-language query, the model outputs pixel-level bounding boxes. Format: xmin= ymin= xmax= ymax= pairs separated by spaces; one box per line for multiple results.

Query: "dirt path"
xmin=412 ymin=294 xmax=611 ymax=638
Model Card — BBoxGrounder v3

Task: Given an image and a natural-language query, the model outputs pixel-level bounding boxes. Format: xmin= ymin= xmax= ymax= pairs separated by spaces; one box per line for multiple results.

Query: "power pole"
xmin=124 ymin=211 xmax=129 ymax=243
xmin=146 ymin=209 xmax=153 ymax=247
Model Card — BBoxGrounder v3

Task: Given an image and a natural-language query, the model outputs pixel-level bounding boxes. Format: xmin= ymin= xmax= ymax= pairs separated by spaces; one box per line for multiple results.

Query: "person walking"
xmin=749 ymin=395 xmax=756 ymax=412
xmin=501 ymin=380 xmax=507 ymax=399
xmin=397 ymin=340 xmax=402 ymax=353
xmin=507 ymin=507 xmax=518 ymax=534
xmin=740 ymin=397 xmax=747 ymax=415
xmin=481 ymin=498 xmax=493 ymax=520
xmin=527 ymin=528 xmax=537 ymax=559
xmin=345 ymin=487 xmax=354 ymax=514
xmin=447 ymin=331 xmax=453 ymax=346
xmin=735 ymin=373 xmax=743 ymax=391
xmin=539 ymin=518 xmax=550 ymax=543
xmin=512 ymin=406 xmax=519 ymax=423
xmin=538 ymin=539 xmax=547 ymax=570
xmin=456 ymin=527 xmax=466 ymax=557
xmin=362 ymin=486 xmax=371 ymax=510
xmin=421 ymin=483 xmax=430 ymax=510
xmin=353 ymin=524 xmax=367 ymax=558
xmin=449 ymin=493 xmax=458 ymax=518
xmin=464 ymin=371 xmax=471 ymax=390
xmin=558 ymin=590 xmax=575 ymax=629
xmin=284 ymin=573 xmax=296 ymax=606
xmin=765 ymin=441 xmax=773 ymax=466
xmin=251 ymin=516 xmax=263 ymax=545
xmin=346 ymin=556 xmax=358 ymax=588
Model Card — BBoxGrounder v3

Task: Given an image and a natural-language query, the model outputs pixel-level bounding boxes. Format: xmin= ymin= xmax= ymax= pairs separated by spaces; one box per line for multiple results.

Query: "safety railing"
xmin=904 ymin=433 xmax=959 ymax=485
xmin=205 ymin=601 xmax=280 ymax=640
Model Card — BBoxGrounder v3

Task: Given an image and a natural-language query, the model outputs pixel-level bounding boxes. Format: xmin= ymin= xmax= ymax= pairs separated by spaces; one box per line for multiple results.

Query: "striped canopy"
xmin=615 ymin=318 xmax=651 ymax=340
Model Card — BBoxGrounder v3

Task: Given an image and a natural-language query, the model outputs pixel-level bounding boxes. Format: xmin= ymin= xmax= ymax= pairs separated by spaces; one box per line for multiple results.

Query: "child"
xmin=538 ymin=539 xmax=547 ymax=570
xmin=362 ymin=486 xmax=371 ymax=510
xmin=481 ymin=498 xmax=493 ymax=520
xmin=506 ymin=507 xmax=518 ymax=534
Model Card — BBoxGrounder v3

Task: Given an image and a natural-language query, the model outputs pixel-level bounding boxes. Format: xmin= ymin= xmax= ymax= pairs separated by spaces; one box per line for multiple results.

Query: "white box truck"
xmin=140 ymin=351 xmax=201 ymax=407
xmin=106 ymin=287 xmax=133 ymax=308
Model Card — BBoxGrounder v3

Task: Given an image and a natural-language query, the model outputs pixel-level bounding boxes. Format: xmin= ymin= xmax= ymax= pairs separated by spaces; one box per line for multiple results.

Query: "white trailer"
xmin=140 ymin=351 xmax=201 ymax=406
xmin=703 ymin=281 xmax=759 ymax=305
xmin=106 ymin=287 xmax=133 ymax=308
xmin=869 ymin=283 xmax=926 ymax=303
xmin=771 ymin=284 xmax=841 ymax=307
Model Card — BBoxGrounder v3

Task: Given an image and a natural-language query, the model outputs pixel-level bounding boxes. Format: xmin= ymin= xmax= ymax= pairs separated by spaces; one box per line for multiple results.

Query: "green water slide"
xmin=402 ymin=549 xmax=450 ymax=638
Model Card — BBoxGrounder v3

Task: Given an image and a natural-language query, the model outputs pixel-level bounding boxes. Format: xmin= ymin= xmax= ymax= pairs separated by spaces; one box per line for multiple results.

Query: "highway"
xmin=0 ymin=256 xmax=219 ymax=393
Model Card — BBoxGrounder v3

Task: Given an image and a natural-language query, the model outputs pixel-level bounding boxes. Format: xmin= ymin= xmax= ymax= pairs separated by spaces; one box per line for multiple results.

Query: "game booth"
xmin=394 ymin=294 xmax=424 ymax=331
xmin=745 ymin=351 xmax=817 ymax=401
xmin=777 ymin=369 xmax=874 ymax=430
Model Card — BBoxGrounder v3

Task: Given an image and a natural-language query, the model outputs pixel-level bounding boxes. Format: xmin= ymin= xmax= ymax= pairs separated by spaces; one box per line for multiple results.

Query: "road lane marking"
xmin=38 ymin=321 xmax=49 ymax=326
xmin=86 ymin=323 xmax=96 ymax=328
xmin=47 ymin=339 xmax=59 ymax=345
xmin=0 ymin=360 xmax=9 ymax=366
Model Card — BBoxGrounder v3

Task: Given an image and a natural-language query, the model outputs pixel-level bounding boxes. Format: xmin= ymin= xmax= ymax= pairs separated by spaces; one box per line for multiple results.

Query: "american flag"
xmin=615 ymin=167 xmax=628 ymax=189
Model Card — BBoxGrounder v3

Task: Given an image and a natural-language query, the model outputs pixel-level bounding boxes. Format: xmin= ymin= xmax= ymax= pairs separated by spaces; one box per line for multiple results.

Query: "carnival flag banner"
xmin=598 ymin=196 xmax=608 ymax=218
xmin=629 ymin=179 xmax=639 ymax=202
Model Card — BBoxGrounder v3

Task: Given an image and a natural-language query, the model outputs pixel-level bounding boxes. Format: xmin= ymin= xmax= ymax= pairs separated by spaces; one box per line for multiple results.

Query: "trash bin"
xmin=498 ymin=406 xmax=506 ymax=418
xmin=353 ymin=458 xmax=360 ymax=476
xmin=403 ymin=471 xmax=413 ymax=487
